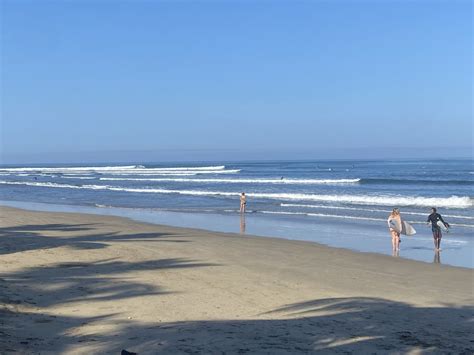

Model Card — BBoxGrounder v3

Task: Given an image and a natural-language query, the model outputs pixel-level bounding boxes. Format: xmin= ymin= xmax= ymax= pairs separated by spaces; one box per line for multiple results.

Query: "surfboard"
xmin=389 ymin=219 xmax=416 ymax=236
xmin=388 ymin=219 xmax=400 ymax=232
xmin=401 ymin=221 xmax=417 ymax=236
xmin=436 ymin=220 xmax=449 ymax=232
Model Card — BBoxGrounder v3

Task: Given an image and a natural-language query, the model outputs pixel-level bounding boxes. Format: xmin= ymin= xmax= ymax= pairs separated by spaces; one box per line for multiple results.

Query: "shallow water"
xmin=1 ymin=160 xmax=472 ymax=267
xmin=1 ymin=200 xmax=472 ymax=268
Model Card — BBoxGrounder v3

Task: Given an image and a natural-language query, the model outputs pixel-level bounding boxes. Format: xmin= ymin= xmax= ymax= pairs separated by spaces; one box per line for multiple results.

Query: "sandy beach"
xmin=0 ymin=206 xmax=472 ymax=354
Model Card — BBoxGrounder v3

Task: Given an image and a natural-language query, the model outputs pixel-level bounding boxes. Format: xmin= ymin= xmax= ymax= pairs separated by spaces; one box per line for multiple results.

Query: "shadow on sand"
xmin=2 ymin=292 xmax=472 ymax=353
xmin=0 ymin=222 xmax=218 ymax=352
xmin=117 ymin=297 xmax=472 ymax=354
xmin=0 ymin=223 xmax=190 ymax=255
xmin=1 ymin=223 xmax=473 ymax=353
xmin=0 ymin=254 xmax=219 ymax=353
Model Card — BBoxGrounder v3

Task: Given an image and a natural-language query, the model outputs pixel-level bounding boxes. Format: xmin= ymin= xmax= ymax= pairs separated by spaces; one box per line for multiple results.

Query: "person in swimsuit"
xmin=240 ymin=192 xmax=247 ymax=214
xmin=427 ymin=207 xmax=449 ymax=251
xmin=387 ymin=208 xmax=402 ymax=252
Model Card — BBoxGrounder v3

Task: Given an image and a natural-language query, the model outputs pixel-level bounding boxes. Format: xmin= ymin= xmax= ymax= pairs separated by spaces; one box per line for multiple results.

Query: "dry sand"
xmin=0 ymin=206 xmax=473 ymax=354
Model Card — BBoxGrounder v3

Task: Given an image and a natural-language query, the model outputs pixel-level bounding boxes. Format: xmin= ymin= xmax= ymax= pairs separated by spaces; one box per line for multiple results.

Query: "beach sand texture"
xmin=0 ymin=206 xmax=473 ymax=354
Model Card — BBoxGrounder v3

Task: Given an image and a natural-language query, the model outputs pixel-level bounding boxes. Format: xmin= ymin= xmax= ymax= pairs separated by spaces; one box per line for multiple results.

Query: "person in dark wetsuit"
xmin=427 ymin=207 xmax=449 ymax=251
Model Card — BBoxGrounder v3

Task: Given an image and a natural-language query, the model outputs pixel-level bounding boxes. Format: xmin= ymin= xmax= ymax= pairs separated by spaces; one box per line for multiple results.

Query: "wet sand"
xmin=0 ymin=206 xmax=473 ymax=354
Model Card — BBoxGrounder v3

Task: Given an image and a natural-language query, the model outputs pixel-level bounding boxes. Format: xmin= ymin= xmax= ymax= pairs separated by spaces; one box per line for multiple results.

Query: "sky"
xmin=1 ymin=0 xmax=472 ymax=164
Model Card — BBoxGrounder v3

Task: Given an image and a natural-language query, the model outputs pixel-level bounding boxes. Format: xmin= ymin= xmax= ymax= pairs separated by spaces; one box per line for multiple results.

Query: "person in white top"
xmin=387 ymin=207 xmax=402 ymax=252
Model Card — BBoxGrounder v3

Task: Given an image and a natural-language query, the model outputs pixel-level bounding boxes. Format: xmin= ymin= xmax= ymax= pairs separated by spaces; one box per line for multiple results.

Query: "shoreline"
xmin=1 ymin=206 xmax=473 ymax=353
xmin=1 ymin=204 xmax=470 ymax=271
xmin=1 ymin=199 xmax=473 ymax=269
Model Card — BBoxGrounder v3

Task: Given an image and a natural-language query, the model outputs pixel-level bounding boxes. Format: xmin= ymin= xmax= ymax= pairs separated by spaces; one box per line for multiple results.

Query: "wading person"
xmin=427 ymin=207 xmax=449 ymax=251
xmin=240 ymin=192 xmax=247 ymax=214
xmin=387 ymin=208 xmax=402 ymax=252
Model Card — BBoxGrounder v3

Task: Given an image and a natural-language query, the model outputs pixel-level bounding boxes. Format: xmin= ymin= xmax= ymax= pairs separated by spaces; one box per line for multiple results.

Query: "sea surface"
xmin=1 ymin=159 xmax=472 ymax=267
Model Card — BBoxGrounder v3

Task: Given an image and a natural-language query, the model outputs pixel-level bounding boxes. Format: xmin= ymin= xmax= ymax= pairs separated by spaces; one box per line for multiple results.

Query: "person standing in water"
xmin=240 ymin=192 xmax=247 ymax=214
xmin=387 ymin=208 xmax=402 ymax=252
xmin=427 ymin=207 xmax=449 ymax=251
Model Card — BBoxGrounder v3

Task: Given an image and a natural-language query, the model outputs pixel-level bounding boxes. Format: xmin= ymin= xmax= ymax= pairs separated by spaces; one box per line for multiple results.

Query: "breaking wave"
xmin=0 ymin=165 xmax=228 ymax=174
xmin=61 ymin=176 xmax=97 ymax=180
xmin=105 ymin=169 xmax=240 ymax=176
xmin=260 ymin=211 xmax=473 ymax=227
xmin=360 ymin=178 xmax=474 ymax=185
xmin=280 ymin=204 xmax=474 ymax=219
xmin=98 ymin=177 xmax=361 ymax=185
xmin=1 ymin=180 xmax=472 ymax=208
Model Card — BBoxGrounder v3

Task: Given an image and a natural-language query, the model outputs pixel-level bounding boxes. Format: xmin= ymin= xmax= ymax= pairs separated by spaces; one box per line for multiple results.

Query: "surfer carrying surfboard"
xmin=427 ymin=207 xmax=449 ymax=251
xmin=387 ymin=208 xmax=402 ymax=252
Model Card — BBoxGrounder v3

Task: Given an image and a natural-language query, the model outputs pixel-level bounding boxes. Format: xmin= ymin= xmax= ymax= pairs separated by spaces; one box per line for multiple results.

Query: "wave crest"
xmin=1 ymin=180 xmax=472 ymax=208
xmin=0 ymin=165 xmax=227 ymax=173
xmin=98 ymin=177 xmax=360 ymax=185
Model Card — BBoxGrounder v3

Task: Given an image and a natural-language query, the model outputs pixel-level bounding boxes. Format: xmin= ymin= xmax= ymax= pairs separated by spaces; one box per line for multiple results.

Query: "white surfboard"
xmin=401 ymin=220 xmax=417 ymax=236
xmin=436 ymin=220 xmax=449 ymax=232
xmin=388 ymin=219 xmax=400 ymax=232
xmin=389 ymin=219 xmax=416 ymax=236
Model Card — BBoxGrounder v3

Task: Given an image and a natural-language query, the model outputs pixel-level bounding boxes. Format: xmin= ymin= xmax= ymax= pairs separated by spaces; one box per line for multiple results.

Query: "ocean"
xmin=1 ymin=159 xmax=473 ymax=267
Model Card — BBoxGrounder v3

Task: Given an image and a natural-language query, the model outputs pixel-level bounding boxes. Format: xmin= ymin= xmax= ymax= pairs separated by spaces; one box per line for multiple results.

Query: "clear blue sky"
xmin=1 ymin=0 xmax=472 ymax=163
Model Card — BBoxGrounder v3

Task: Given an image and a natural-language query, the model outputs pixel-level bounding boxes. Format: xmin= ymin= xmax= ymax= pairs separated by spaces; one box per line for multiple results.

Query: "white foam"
xmin=280 ymin=203 xmax=474 ymax=220
xmin=104 ymin=169 xmax=240 ymax=176
xmin=308 ymin=213 xmax=397 ymax=222
xmin=98 ymin=177 xmax=360 ymax=185
xmin=0 ymin=181 xmax=110 ymax=191
xmin=1 ymin=180 xmax=472 ymax=208
xmin=0 ymin=165 xmax=226 ymax=173
xmin=94 ymin=204 xmax=111 ymax=208
xmin=260 ymin=210 xmax=384 ymax=222
xmin=106 ymin=172 xmax=200 ymax=176
xmin=141 ymin=166 xmax=225 ymax=171
xmin=61 ymin=176 xmax=96 ymax=180
xmin=250 ymin=192 xmax=473 ymax=208
xmin=448 ymin=223 xmax=474 ymax=228
xmin=63 ymin=173 xmax=93 ymax=176
xmin=0 ymin=165 xmax=138 ymax=172
xmin=259 ymin=210 xmax=473 ymax=227
xmin=260 ymin=210 xmax=305 ymax=216
xmin=103 ymin=166 xmax=229 ymax=173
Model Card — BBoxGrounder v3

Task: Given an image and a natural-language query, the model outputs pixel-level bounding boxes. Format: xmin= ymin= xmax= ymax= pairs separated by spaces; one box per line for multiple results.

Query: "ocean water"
xmin=1 ymin=160 xmax=473 ymax=267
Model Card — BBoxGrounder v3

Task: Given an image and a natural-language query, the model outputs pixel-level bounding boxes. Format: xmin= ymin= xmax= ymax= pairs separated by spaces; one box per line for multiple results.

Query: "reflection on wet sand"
xmin=240 ymin=214 xmax=246 ymax=234
xmin=433 ymin=250 xmax=441 ymax=264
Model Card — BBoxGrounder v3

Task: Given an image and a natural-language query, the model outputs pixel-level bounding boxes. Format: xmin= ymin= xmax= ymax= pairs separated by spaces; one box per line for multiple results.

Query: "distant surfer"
xmin=387 ymin=208 xmax=402 ymax=252
xmin=427 ymin=207 xmax=449 ymax=251
xmin=240 ymin=192 xmax=247 ymax=214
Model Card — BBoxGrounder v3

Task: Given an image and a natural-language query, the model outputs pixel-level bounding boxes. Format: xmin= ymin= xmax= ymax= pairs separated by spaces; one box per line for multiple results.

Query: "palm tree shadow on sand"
xmin=2 ymin=291 xmax=472 ymax=353
xmin=0 ymin=223 xmax=191 ymax=256
xmin=120 ymin=297 xmax=472 ymax=354
xmin=0 ymin=223 xmax=472 ymax=353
